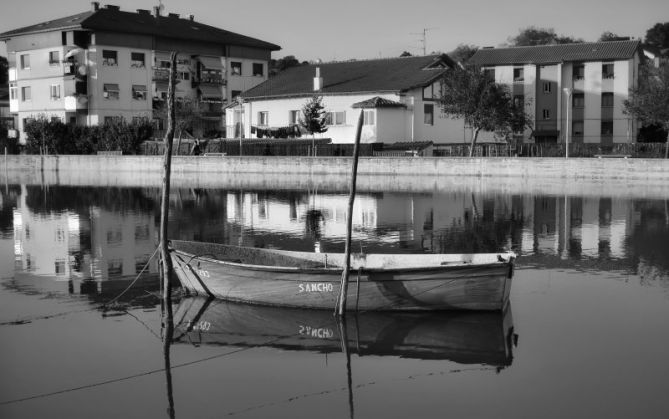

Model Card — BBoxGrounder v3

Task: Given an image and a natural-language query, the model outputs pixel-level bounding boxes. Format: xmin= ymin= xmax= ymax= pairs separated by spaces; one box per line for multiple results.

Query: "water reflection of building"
xmin=11 ymin=186 xmax=157 ymax=285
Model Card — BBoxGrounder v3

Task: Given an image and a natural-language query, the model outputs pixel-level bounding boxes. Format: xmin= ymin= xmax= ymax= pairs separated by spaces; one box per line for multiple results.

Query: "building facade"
xmin=0 ymin=2 xmax=280 ymax=143
xmin=227 ymin=55 xmax=468 ymax=144
xmin=469 ymin=40 xmax=643 ymax=145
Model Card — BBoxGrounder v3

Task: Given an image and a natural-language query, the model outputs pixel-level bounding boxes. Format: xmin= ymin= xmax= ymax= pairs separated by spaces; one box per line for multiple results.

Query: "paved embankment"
xmin=2 ymin=155 xmax=669 ymax=198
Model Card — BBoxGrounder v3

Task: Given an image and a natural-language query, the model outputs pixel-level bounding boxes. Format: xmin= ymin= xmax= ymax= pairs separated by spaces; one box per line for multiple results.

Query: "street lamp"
xmin=563 ymin=88 xmax=572 ymax=158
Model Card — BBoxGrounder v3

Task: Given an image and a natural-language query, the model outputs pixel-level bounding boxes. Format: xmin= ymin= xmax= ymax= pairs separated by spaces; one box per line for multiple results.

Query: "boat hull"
xmin=169 ymin=242 xmax=514 ymax=311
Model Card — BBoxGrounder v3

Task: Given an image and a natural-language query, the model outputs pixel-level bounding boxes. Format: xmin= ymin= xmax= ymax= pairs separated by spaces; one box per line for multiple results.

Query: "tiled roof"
xmin=242 ymin=54 xmax=454 ymax=100
xmin=0 ymin=8 xmax=280 ymax=51
xmin=352 ymin=96 xmax=407 ymax=109
xmin=469 ymin=40 xmax=641 ymax=66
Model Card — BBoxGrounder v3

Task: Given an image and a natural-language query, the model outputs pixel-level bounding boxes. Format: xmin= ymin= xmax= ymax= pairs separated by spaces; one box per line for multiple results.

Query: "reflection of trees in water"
xmin=431 ymin=216 xmax=526 ymax=254
xmin=627 ymin=200 xmax=669 ymax=275
xmin=0 ymin=185 xmax=22 ymax=237
xmin=24 ymin=185 xmax=156 ymax=215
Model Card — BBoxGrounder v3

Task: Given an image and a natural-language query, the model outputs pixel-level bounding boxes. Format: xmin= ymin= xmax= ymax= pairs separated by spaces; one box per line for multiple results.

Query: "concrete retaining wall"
xmin=2 ymin=155 xmax=669 ymax=198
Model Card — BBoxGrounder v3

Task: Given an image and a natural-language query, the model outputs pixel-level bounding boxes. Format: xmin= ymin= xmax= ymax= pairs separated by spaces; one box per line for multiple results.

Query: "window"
xmin=132 ymin=84 xmax=147 ymax=100
xmin=325 ymin=111 xmax=346 ymax=126
xmin=573 ymin=64 xmax=584 ymax=80
xmin=54 ymin=260 xmax=66 ymax=276
xmin=289 ymin=110 xmax=300 ymax=125
xmin=50 ymin=84 xmax=61 ymax=100
xmin=424 ymin=104 xmax=434 ymax=125
xmin=231 ymin=90 xmax=242 ymax=100
xmin=177 ymin=58 xmax=190 ymax=66
xmin=49 ymin=51 xmax=60 ymax=65
xmin=159 ymin=60 xmax=171 ymax=69
xmin=601 ymin=92 xmax=614 ymax=107
xmin=179 ymin=71 xmax=190 ymax=81
xmin=108 ymin=259 xmax=123 ymax=277
xmin=542 ymin=109 xmax=551 ymax=120
xmin=483 ymin=68 xmax=495 ymax=80
xmin=573 ymin=121 xmax=584 ymax=136
xmin=258 ymin=111 xmax=269 ymax=126
xmin=103 ymin=83 xmax=120 ymax=100
xmin=543 ymin=82 xmax=552 ymax=93
xmin=601 ymin=121 xmax=614 ymax=135
xmin=363 ymin=110 xmax=375 ymax=125
xmin=252 ymin=63 xmax=264 ymax=76
xmin=9 ymin=85 xmax=18 ymax=100
xmin=21 ymin=86 xmax=31 ymax=101
xmin=102 ymin=50 xmax=118 ymax=66
xmin=131 ymin=52 xmax=145 ymax=68
xmin=573 ymin=93 xmax=584 ymax=108
xmin=602 ymin=63 xmax=614 ymax=79
xmin=231 ymin=61 xmax=242 ymax=75
xmin=20 ymin=54 xmax=30 ymax=69
xmin=513 ymin=67 xmax=524 ymax=82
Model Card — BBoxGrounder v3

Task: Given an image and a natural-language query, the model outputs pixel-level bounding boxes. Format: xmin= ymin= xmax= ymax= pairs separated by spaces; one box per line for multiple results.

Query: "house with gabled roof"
xmin=0 ymin=2 xmax=280 ymax=142
xmin=469 ymin=40 xmax=644 ymax=145
xmin=227 ymin=54 xmax=468 ymax=144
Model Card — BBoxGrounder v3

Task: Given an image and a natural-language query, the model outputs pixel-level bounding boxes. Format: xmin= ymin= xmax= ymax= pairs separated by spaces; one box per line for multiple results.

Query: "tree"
xmin=598 ymin=31 xmax=629 ymax=42
xmin=448 ymin=44 xmax=478 ymax=65
xmin=624 ymin=61 xmax=669 ymax=157
xmin=509 ymin=26 xmax=582 ymax=46
xmin=645 ymin=22 xmax=669 ymax=56
xmin=0 ymin=56 xmax=8 ymax=85
xmin=153 ymin=98 xmax=201 ymax=152
xmin=269 ymin=55 xmax=301 ymax=77
xmin=399 ymin=51 xmax=413 ymax=57
xmin=440 ymin=68 xmax=531 ymax=157
xmin=300 ymin=95 xmax=328 ymax=156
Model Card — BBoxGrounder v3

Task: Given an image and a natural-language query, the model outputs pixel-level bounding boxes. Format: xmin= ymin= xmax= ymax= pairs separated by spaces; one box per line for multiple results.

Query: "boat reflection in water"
xmin=173 ymin=297 xmax=517 ymax=368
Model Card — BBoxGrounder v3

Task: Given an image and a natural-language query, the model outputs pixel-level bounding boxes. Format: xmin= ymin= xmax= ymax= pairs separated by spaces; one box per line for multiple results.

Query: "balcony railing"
xmin=199 ymin=75 xmax=226 ymax=85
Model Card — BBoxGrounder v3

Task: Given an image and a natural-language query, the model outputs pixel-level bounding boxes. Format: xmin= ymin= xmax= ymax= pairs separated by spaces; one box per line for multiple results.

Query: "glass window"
xmin=102 ymin=50 xmax=118 ymax=66
xmin=49 ymin=51 xmax=60 ymax=65
xmin=289 ymin=110 xmax=300 ymax=125
xmin=325 ymin=111 xmax=346 ymax=126
xmin=513 ymin=67 xmax=524 ymax=82
xmin=573 ymin=121 xmax=584 ymax=136
xmin=601 ymin=121 xmax=614 ymax=135
xmin=20 ymin=54 xmax=30 ymax=69
xmin=363 ymin=110 xmax=375 ymax=125
xmin=543 ymin=82 xmax=551 ymax=93
xmin=573 ymin=64 xmax=584 ymax=80
xmin=542 ymin=109 xmax=551 ymax=120
xmin=573 ymin=93 xmax=584 ymax=108
xmin=252 ymin=63 xmax=264 ymax=76
xmin=131 ymin=52 xmax=145 ymax=68
xmin=50 ymin=84 xmax=61 ymax=100
xmin=231 ymin=62 xmax=242 ymax=75
xmin=602 ymin=64 xmax=614 ymax=79
xmin=9 ymin=85 xmax=18 ymax=100
xmin=601 ymin=92 xmax=614 ymax=107
xmin=21 ymin=86 xmax=31 ymax=101
xmin=132 ymin=85 xmax=147 ymax=100
xmin=424 ymin=104 xmax=434 ymax=125
xmin=258 ymin=111 xmax=268 ymax=126
xmin=103 ymin=83 xmax=120 ymax=100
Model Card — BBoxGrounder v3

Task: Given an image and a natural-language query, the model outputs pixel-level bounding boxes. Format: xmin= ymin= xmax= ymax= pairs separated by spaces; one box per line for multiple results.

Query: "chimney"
xmin=137 ymin=9 xmax=150 ymax=15
xmin=313 ymin=67 xmax=323 ymax=91
xmin=168 ymin=13 xmax=180 ymax=19
xmin=104 ymin=4 xmax=120 ymax=11
xmin=91 ymin=1 xmax=99 ymax=11
xmin=189 ymin=15 xmax=195 ymax=21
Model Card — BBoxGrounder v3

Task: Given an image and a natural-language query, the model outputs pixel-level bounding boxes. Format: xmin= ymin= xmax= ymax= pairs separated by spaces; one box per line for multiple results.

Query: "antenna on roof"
xmin=157 ymin=0 xmax=165 ymax=15
xmin=410 ymin=28 xmax=438 ymax=55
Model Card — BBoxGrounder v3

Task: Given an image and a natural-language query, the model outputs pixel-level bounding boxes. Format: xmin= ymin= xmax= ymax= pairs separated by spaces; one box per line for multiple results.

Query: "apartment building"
xmin=469 ymin=40 xmax=643 ymax=145
xmin=0 ymin=2 xmax=280 ymax=142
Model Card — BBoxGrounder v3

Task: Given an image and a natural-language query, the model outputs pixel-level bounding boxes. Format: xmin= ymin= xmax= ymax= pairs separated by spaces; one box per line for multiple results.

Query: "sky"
xmin=0 ymin=0 xmax=668 ymax=61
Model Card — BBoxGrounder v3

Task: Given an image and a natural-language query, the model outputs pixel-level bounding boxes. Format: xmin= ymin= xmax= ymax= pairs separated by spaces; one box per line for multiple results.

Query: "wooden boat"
xmin=168 ymin=240 xmax=515 ymax=311
xmin=173 ymin=297 xmax=516 ymax=367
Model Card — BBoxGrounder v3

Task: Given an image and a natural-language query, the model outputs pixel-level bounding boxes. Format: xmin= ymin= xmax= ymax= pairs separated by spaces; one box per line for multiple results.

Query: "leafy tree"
xmin=644 ymin=22 xmax=669 ymax=56
xmin=448 ymin=44 xmax=478 ymax=65
xmin=300 ymin=95 xmax=328 ymax=156
xmin=624 ymin=61 xmax=669 ymax=157
xmin=598 ymin=31 xmax=629 ymax=42
xmin=440 ymin=68 xmax=531 ymax=157
xmin=0 ymin=56 xmax=8 ymax=85
xmin=269 ymin=55 xmax=301 ymax=77
xmin=399 ymin=51 xmax=413 ymax=57
xmin=509 ymin=26 xmax=582 ymax=46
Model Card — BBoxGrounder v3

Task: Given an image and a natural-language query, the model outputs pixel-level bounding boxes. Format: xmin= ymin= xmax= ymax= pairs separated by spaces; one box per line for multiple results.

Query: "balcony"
xmin=64 ymin=95 xmax=88 ymax=111
xmin=153 ymin=68 xmax=170 ymax=81
xmin=8 ymin=67 xmax=17 ymax=82
xmin=199 ymin=74 xmax=226 ymax=85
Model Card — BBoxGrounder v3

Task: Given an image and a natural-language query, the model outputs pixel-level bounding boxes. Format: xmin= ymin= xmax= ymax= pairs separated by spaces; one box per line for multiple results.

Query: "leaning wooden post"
xmin=160 ymin=51 xmax=178 ymax=303
xmin=336 ymin=109 xmax=364 ymax=316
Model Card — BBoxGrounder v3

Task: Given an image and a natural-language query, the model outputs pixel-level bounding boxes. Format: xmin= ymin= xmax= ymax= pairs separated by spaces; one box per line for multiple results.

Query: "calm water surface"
xmin=1 ymin=183 xmax=668 ymax=418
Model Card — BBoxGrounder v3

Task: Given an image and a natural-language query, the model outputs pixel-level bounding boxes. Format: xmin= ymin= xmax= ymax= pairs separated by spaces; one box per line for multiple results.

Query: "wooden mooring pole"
xmin=336 ymin=110 xmax=364 ymax=316
xmin=160 ymin=51 xmax=178 ymax=304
